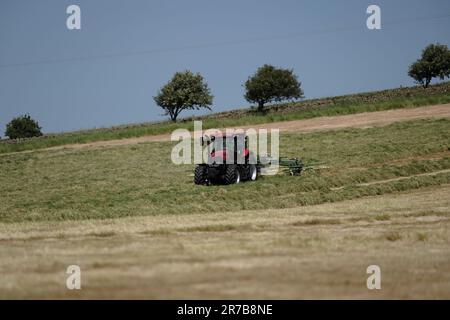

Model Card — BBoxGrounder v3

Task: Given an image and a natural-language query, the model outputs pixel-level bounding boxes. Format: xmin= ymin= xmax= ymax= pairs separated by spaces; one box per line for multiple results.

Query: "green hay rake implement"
xmin=279 ymin=157 xmax=304 ymax=176
xmin=259 ymin=156 xmax=323 ymax=176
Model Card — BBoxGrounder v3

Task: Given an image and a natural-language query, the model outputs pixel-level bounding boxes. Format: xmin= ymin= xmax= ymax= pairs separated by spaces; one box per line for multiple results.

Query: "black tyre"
xmin=244 ymin=164 xmax=257 ymax=181
xmin=224 ymin=165 xmax=240 ymax=185
xmin=194 ymin=165 xmax=207 ymax=185
xmin=243 ymin=155 xmax=258 ymax=182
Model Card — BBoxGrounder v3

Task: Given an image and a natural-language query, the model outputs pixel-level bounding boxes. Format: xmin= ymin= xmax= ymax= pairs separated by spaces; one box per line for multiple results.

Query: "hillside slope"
xmin=1 ymin=82 xmax=449 ymax=154
xmin=37 ymin=103 xmax=450 ymax=152
xmin=1 ymin=117 xmax=449 ymax=223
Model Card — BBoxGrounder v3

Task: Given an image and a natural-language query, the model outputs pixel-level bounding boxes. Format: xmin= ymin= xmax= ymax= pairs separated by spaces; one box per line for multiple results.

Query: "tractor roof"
xmin=209 ymin=132 xmax=247 ymax=139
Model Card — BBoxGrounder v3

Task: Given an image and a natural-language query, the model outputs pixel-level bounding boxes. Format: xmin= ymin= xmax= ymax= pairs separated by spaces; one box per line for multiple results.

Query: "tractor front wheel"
xmin=224 ymin=165 xmax=240 ymax=185
xmin=245 ymin=164 xmax=258 ymax=181
xmin=194 ymin=165 xmax=207 ymax=185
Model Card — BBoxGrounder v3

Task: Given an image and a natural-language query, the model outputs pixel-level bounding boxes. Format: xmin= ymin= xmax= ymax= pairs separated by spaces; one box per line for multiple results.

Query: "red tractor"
xmin=194 ymin=133 xmax=258 ymax=185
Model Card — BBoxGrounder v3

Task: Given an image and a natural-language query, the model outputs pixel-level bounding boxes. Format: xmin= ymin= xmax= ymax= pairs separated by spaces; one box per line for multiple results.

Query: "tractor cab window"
xmin=226 ymin=137 xmax=235 ymax=151
xmin=205 ymin=135 xmax=245 ymax=154
xmin=206 ymin=136 xmax=225 ymax=153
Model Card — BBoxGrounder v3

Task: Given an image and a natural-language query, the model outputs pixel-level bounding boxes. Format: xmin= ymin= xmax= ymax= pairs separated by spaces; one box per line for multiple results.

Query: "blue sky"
xmin=0 ymin=0 xmax=449 ymax=136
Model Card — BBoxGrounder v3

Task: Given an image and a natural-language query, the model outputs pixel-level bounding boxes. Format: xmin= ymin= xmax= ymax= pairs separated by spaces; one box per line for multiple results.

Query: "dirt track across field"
xmin=50 ymin=103 xmax=450 ymax=151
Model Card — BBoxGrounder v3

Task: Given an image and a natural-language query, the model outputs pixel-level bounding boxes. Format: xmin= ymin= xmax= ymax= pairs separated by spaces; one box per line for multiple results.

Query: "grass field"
xmin=1 ymin=82 xmax=449 ymax=154
xmin=0 ymin=185 xmax=449 ymax=299
xmin=1 ymin=118 xmax=449 ymax=223
xmin=0 ymin=99 xmax=449 ymax=298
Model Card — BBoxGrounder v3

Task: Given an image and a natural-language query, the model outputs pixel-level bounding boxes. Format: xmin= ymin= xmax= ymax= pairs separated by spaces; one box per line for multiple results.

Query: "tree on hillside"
xmin=244 ymin=64 xmax=303 ymax=112
xmin=154 ymin=71 xmax=213 ymax=122
xmin=5 ymin=114 xmax=42 ymax=139
xmin=408 ymin=43 xmax=450 ymax=88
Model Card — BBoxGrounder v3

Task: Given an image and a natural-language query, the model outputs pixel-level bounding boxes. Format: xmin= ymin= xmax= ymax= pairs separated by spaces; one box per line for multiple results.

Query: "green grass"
xmin=385 ymin=232 xmax=402 ymax=242
xmin=178 ymin=224 xmax=251 ymax=233
xmin=0 ymin=118 xmax=449 ymax=223
xmin=292 ymin=218 xmax=341 ymax=226
xmin=374 ymin=213 xmax=391 ymax=221
xmin=1 ymin=82 xmax=449 ymax=154
xmin=416 ymin=232 xmax=429 ymax=242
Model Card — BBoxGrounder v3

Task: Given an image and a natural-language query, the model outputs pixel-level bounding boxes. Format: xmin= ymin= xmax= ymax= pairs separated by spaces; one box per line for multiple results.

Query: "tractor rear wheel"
xmin=224 ymin=165 xmax=240 ymax=184
xmin=194 ymin=165 xmax=207 ymax=185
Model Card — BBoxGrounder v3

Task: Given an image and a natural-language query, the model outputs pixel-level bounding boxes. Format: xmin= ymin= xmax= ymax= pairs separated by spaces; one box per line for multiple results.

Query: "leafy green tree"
xmin=408 ymin=43 xmax=450 ymax=88
xmin=244 ymin=64 xmax=303 ymax=112
xmin=5 ymin=114 xmax=42 ymax=139
xmin=154 ymin=71 xmax=213 ymax=122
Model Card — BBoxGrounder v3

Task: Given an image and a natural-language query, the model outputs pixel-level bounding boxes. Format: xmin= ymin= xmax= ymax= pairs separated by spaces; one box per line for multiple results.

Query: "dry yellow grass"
xmin=0 ymin=185 xmax=449 ymax=299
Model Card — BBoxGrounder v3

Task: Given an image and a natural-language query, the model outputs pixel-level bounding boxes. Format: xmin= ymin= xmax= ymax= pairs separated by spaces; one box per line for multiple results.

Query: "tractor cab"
xmin=201 ymin=133 xmax=250 ymax=165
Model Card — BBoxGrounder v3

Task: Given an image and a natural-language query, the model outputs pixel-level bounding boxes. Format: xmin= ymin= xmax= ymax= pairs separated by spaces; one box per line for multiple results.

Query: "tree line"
xmin=155 ymin=42 xmax=450 ymax=122
xmin=4 ymin=43 xmax=450 ymax=139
